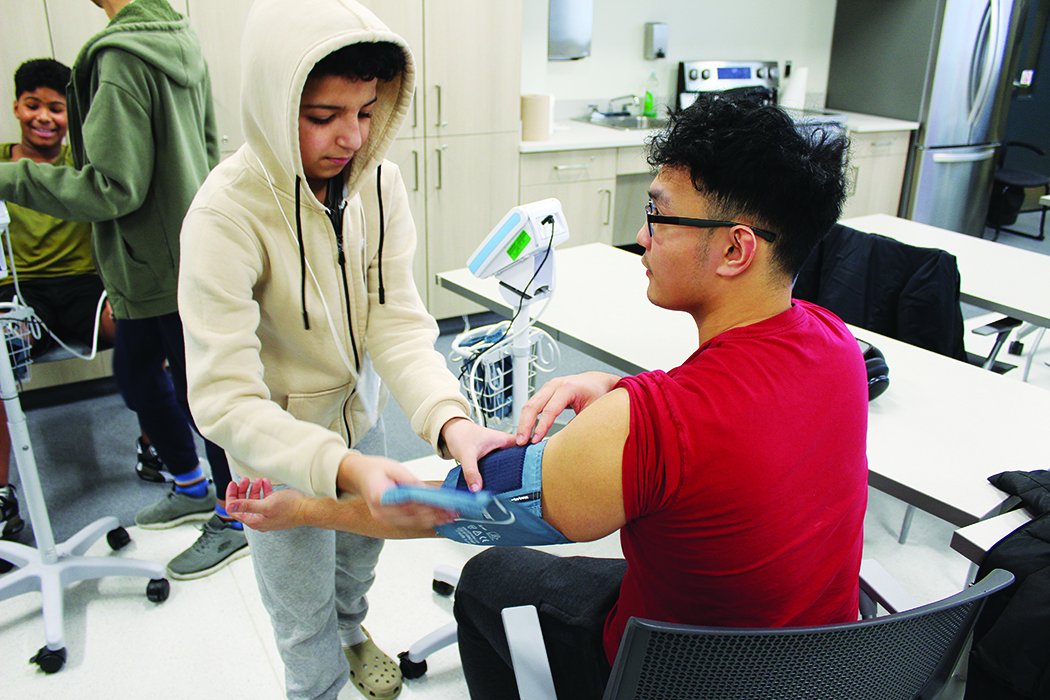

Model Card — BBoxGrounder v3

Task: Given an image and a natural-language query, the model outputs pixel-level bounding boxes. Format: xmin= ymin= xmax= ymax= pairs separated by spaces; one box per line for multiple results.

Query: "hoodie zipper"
xmin=326 ymin=179 xmax=362 ymax=371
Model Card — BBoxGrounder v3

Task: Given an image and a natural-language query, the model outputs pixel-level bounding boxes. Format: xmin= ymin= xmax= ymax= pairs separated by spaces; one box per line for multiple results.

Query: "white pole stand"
xmin=495 ymin=254 xmax=557 ymax=426
xmin=0 ymin=312 xmax=169 ymax=674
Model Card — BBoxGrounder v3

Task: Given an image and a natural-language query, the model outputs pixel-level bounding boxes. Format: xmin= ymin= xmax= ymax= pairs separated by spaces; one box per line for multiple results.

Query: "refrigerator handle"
xmin=931 ymin=148 xmax=997 ymax=164
xmin=968 ymin=0 xmax=1000 ymax=127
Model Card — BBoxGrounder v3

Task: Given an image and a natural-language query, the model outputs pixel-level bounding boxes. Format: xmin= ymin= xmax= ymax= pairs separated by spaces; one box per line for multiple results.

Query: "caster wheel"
xmin=432 ymin=579 xmax=455 ymax=597
xmin=146 ymin=577 xmax=170 ymax=603
xmin=397 ymin=651 xmax=427 ymax=679
xmin=30 ymin=646 xmax=66 ymax=674
xmin=106 ymin=526 xmax=131 ymax=550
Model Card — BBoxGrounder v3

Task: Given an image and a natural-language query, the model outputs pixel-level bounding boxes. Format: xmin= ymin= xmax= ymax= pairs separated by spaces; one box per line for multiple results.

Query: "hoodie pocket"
xmin=285 ymin=382 xmax=353 ymax=437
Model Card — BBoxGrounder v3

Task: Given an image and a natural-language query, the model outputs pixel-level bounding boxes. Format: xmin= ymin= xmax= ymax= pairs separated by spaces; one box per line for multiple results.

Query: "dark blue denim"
xmin=111 ymin=312 xmax=229 ymax=494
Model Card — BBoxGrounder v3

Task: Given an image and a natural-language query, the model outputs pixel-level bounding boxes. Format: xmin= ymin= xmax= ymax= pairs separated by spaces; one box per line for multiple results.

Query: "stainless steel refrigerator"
xmin=827 ymin=0 xmax=1030 ymax=237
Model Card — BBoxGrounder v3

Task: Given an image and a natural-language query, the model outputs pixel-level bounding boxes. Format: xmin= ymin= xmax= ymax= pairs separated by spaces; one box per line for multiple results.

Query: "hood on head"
xmin=240 ymin=0 xmax=415 ymax=202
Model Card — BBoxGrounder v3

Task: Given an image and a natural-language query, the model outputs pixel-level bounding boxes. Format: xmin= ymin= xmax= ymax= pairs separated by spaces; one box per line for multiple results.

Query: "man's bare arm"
xmin=540 ymin=387 xmax=630 ymax=542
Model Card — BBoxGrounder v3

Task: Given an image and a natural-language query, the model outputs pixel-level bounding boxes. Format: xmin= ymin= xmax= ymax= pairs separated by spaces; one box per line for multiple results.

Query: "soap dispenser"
xmin=642 ymin=72 xmax=659 ymax=117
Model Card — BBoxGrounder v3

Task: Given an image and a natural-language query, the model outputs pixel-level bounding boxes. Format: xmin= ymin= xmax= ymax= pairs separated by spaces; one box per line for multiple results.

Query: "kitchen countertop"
xmin=520 ymin=111 xmax=920 ymax=154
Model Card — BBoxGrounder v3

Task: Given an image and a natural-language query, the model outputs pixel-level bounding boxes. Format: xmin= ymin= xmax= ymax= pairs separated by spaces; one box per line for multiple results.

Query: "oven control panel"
xmin=677 ymin=60 xmax=780 ymax=110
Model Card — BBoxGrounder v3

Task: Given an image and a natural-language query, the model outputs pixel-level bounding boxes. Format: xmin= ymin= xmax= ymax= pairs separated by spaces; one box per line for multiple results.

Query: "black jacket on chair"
xmin=793 ymin=223 xmax=967 ymax=361
xmin=965 ymin=470 xmax=1050 ymax=700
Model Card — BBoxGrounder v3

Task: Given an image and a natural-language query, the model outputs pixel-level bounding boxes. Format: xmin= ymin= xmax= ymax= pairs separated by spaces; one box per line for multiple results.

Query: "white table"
xmin=950 ymin=509 xmax=1031 ymax=566
xmin=438 ymin=243 xmax=1050 ymax=529
xmin=841 ymin=213 xmax=1050 ymax=327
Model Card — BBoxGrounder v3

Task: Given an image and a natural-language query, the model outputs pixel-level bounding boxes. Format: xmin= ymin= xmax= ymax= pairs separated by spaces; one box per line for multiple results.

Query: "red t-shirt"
xmin=604 ymin=300 xmax=869 ymax=663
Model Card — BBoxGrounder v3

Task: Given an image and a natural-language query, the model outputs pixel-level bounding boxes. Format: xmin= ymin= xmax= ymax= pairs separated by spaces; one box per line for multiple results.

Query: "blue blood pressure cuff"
xmin=434 ymin=439 xmax=572 ymax=546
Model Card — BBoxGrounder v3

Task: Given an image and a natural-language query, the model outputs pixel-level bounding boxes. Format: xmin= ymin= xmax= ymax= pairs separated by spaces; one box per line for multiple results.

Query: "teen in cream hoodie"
xmin=178 ymin=0 xmax=507 ymax=504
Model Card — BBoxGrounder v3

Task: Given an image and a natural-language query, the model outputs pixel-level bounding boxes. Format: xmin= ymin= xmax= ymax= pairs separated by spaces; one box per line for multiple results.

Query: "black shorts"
xmin=0 ymin=275 xmax=107 ymax=356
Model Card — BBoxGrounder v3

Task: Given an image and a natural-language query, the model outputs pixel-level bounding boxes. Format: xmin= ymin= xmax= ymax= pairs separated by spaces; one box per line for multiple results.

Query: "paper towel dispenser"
xmin=548 ymin=0 xmax=592 ymax=61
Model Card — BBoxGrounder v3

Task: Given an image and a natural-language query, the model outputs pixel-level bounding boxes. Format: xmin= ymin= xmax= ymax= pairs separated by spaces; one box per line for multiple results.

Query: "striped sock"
xmin=215 ymin=504 xmax=243 ymax=530
xmin=174 ymin=464 xmax=209 ymax=498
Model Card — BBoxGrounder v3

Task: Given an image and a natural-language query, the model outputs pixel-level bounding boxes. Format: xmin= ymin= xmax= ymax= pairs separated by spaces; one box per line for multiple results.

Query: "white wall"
xmin=523 ymin=0 xmax=839 ymax=118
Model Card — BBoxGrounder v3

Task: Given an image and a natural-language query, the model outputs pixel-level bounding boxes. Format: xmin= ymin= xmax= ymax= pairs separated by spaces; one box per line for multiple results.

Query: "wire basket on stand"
xmin=451 ymin=322 xmax=558 ymax=431
xmin=2 ymin=313 xmax=34 ymax=384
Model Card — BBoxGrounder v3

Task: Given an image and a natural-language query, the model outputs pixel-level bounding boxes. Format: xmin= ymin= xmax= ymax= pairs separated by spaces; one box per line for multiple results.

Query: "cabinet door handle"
xmin=599 ymin=188 xmax=612 ymax=225
xmin=435 ymin=85 xmax=448 ymax=127
xmin=554 ymin=164 xmax=590 ymax=171
xmin=412 ymin=93 xmax=418 ymax=129
xmin=412 ymin=150 xmax=419 ymax=192
xmin=435 ymin=146 xmax=447 ymax=189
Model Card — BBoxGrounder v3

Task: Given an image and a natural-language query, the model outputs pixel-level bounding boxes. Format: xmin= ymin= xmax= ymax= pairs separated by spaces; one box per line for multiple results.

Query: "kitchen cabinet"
xmin=187 ymin=0 xmax=255 ymax=158
xmin=613 ymin=146 xmax=651 ymax=246
xmin=384 ymin=138 xmax=429 ymax=304
xmin=364 ymin=0 xmax=523 ymax=319
xmin=421 ymin=1 xmax=523 ymax=138
xmin=520 ymin=149 xmax=617 ymax=249
xmin=841 ymin=130 xmax=912 ymax=219
xmin=426 ymin=132 xmax=522 ymax=318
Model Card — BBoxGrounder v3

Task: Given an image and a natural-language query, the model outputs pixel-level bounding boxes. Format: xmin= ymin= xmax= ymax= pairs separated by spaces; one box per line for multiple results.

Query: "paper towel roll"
xmin=780 ymin=66 xmax=808 ymax=110
xmin=521 ymin=94 xmax=554 ymax=141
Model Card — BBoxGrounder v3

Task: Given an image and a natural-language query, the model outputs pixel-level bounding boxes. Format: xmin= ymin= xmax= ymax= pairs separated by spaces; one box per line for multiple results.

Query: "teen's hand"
xmin=440 ymin=417 xmax=517 ymax=492
xmin=338 ymin=453 xmax=458 ymax=529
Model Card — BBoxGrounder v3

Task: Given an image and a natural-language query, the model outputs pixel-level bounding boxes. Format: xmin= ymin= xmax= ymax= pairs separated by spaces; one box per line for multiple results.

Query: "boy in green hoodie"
xmin=0 ymin=0 xmax=243 ymax=581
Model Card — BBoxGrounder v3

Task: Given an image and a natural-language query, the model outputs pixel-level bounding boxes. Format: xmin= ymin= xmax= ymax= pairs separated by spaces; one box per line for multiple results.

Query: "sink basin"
xmin=573 ymin=115 xmax=669 ymax=131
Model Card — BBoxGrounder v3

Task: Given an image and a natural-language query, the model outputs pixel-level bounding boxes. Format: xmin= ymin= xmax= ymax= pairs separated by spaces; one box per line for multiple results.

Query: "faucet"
xmin=606 ymin=94 xmax=639 ymax=114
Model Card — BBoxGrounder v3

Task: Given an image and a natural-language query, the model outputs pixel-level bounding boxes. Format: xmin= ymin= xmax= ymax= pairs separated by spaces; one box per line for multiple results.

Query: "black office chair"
xmin=502 ymin=567 xmax=1015 ymax=700
xmin=985 ymin=141 xmax=1048 ymax=242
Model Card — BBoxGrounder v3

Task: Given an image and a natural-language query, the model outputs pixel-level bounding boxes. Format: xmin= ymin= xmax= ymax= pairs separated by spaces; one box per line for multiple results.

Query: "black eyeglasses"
xmin=645 ymin=200 xmax=777 ymax=242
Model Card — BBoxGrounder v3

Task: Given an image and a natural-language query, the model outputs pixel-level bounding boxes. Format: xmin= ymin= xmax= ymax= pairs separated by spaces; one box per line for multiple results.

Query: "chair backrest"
xmin=793 ymin=223 xmax=967 ymax=361
xmin=602 ymin=568 xmax=1014 ymax=700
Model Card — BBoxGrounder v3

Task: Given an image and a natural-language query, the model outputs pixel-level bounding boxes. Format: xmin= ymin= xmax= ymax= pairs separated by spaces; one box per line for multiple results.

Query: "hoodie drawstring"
xmin=295 ymin=175 xmax=310 ymax=330
xmin=376 ymin=164 xmax=386 ymax=305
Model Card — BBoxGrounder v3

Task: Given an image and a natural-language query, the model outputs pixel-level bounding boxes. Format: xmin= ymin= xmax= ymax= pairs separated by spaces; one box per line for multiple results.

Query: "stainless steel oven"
xmin=676 ymin=60 xmax=780 ymax=111
xmin=676 ymin=60 xmax=846 ymax=135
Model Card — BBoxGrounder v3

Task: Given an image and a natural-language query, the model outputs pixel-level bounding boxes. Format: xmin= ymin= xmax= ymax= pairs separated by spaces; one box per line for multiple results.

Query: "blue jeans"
xmin=111 ymin=312 xmax=230 ymax=493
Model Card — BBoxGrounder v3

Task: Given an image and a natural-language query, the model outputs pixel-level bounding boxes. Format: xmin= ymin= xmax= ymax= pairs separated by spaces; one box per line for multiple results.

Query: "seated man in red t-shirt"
xmin=222 ymin=92 xmax=867 ymax=700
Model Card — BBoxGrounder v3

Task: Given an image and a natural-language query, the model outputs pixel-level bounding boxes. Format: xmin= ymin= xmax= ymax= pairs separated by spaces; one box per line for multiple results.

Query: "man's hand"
xmin=516 ymin=372 xmax=622 ymax=444
xmin=225 ymin=477 xmax=307 ymax=531
xmin=440 ymin=417 xmax=518 ymax=492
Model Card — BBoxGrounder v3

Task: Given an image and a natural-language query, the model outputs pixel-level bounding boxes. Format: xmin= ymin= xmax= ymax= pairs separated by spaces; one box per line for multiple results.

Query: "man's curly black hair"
xmin=647 ymin=93 xmax=849 ymax=277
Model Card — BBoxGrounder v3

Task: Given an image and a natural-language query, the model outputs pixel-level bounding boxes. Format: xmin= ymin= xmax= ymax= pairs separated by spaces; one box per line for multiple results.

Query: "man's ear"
xmin=717 ymin=226 xmax=758 ymax=278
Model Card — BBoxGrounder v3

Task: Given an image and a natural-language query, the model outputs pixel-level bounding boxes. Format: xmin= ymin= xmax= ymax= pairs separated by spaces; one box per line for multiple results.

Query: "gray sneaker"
xmin=166 ymin=514 xmax=249 ymax=580
xmin=135 ymin=482 xmax=217 ymax=529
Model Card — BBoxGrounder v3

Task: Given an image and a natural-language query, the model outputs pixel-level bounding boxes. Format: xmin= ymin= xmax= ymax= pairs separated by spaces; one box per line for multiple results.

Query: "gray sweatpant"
xmin=237 ymin=422 xmax=389 ymax=700
xmin=244 ymin=519 xmax=383 ymax=700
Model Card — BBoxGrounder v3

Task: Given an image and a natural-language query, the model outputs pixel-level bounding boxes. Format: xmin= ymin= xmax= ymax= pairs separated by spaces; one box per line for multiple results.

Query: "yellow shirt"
xmin=2 ymin=143 xmax=95 ymax=280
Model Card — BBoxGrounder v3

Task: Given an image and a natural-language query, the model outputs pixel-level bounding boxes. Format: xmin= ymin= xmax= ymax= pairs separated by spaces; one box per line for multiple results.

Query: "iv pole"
xmin=0 ymin=201 xmax=169 ymax=674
